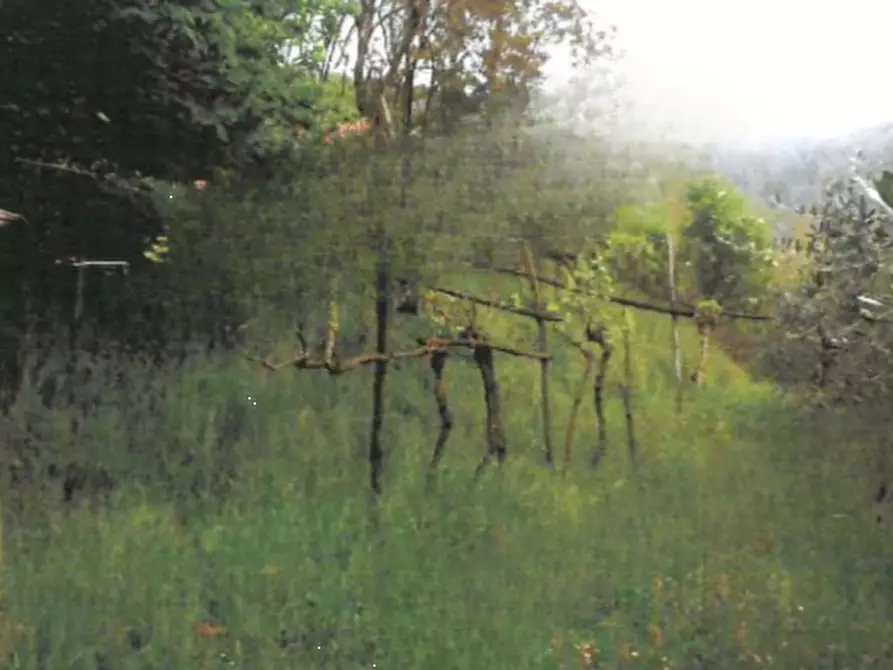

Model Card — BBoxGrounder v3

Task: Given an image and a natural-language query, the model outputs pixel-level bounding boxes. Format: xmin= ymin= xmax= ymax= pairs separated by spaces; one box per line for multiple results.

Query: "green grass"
xmin=2 ymin=284 xmax=893 ymax=669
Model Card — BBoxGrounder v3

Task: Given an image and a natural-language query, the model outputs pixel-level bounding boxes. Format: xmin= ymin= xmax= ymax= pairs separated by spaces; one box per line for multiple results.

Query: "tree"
xmin=0 ymin=0 xmax=347 ymax=350
xmin=349 ymin=0 xmax=615 ymax=135
xmin=769 ymin=170 xmax=893 ymax=406
xmin=680 ymin=176 xmax=775 ymax=309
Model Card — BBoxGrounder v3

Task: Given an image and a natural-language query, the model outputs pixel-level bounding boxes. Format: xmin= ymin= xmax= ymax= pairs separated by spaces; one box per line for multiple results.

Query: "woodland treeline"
xmin=4 ymin=0 xmax=893 ymax=502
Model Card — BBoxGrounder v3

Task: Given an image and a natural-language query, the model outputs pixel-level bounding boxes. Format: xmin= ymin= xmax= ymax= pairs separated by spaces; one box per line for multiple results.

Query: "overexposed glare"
xmin=545 ymin=0 xmax=893 ymax=146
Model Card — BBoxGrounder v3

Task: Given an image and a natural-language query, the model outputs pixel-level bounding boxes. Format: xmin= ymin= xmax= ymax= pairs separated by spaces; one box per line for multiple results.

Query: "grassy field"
xmin=1 ymin=282 xmax=892 ymax=669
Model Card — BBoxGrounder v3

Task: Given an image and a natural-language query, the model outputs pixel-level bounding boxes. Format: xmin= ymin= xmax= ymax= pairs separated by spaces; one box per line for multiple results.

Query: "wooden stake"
xmin=521 ymin=243 xmax=553 ymax=467
xmin=564 ymin=353 xmax=593 ymax=473
xmin=667 ymin=233 xmax=684 ymax=414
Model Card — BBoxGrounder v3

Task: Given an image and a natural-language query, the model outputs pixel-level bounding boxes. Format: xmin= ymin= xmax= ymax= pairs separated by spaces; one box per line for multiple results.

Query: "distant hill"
xmin=698 ymin=124 xmax=893 ymax=211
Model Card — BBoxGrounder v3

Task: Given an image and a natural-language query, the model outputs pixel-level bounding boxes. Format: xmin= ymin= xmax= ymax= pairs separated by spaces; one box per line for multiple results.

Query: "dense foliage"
xmin=1 ymin=0 xmax=348 ymax=358
xmin=679 ymin=176 xmax=775 ymax=309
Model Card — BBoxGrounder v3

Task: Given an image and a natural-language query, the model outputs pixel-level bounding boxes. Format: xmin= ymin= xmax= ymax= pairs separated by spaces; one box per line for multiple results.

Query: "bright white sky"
xmin=545 ymin=0 xmax=893 ymax=146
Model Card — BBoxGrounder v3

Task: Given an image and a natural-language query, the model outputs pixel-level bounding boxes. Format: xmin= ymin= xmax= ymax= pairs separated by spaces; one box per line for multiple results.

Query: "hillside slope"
xmin=1 ymin=275 xmax=892 ymax=669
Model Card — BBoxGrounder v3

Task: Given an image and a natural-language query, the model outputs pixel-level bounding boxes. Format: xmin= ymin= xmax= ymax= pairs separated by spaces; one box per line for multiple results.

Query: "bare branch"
xmin=0 ymin=209 xmax=26 ymax=227
xmin=245 ymin=335 xmax=549 ymax=375
xmin=16 ymin=158 xmax=96 ymax=178
xmin=521 ymin=242 xmax=553 ymax=467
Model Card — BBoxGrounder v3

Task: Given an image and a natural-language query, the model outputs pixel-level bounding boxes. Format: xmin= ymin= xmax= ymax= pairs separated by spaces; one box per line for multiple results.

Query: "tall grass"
xmin=1 ymin=307 xmax=892 ymax=669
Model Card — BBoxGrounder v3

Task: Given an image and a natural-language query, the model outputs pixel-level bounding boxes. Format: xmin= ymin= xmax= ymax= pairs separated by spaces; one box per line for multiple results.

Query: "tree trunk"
xmin=592 ymin=336 xmax=613 ymax=470
xmin=427 ymin=349 xmax=453 ymax=479
xmin=693 ymin=325 xmax=710 ymax=390
xmin=620 ymin=314 xmax=639 ymax=468
xmin=472 ymin=335 xmax=508 ymax=476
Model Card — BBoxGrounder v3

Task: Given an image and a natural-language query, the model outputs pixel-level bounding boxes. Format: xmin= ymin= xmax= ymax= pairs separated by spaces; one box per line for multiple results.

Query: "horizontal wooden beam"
xmin=490 ymin=267 xmax=775 ymax=322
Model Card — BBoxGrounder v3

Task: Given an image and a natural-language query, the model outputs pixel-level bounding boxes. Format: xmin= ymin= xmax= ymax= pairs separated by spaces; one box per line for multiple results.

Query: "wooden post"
xmin=590 ymin=325 xmax=612 ymax=470
xmin=562 ymin=337 xmax=594 ymax=474
xmin=521 ymin=243 xmax=553 ymax=467
xmin=667 ymin=233 xmax=684 ymax=414
xmin=0 ymin=496 xmax=4 ymax=574
xmin=74 ymin=264 xmax=86 ymax=323
xmin=367 ymin=94 xmax=395 ymax=496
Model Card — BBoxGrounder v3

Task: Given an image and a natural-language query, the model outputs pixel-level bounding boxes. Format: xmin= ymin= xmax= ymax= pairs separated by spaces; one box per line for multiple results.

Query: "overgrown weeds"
xmin=0 ymin=311 xmax=891 ymax=669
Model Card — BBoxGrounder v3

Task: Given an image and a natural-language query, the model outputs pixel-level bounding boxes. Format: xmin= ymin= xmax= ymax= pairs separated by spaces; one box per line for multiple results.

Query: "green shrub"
xmin=605 ymin=204 xmax=672 ymax=300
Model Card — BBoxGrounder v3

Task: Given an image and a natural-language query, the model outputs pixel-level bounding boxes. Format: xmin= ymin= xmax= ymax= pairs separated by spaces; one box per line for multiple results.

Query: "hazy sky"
xmin=545 ymin=0 xmax=893 ymax=146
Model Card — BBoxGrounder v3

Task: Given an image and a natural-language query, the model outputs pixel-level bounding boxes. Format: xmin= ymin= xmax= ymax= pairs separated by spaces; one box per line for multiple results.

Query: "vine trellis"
xmin=245 ymin=241 xmax=773 ymax=493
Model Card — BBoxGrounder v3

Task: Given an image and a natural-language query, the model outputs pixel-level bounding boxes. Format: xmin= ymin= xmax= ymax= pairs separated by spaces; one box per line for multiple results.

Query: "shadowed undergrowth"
xmin=1 ymin=302 xmax=892 ymax=670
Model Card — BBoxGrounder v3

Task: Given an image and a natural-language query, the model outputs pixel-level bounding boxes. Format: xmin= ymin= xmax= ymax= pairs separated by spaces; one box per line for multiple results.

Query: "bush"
xmin=606 ymin=203 xmax=672 ymax=301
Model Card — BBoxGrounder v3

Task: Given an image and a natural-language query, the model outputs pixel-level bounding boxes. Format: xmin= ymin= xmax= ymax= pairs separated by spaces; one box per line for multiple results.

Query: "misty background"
xmin=542 ymin=0 xmax=893 ymax=212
